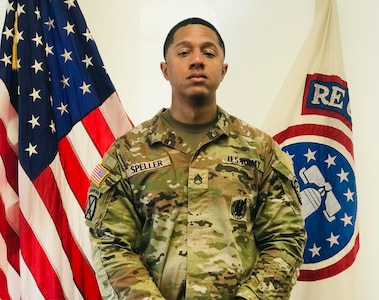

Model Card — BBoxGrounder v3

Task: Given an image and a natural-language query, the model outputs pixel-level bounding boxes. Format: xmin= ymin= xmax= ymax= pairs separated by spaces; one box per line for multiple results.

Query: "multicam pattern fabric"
xmin=85 ymin=107 xmax=306 ymax=300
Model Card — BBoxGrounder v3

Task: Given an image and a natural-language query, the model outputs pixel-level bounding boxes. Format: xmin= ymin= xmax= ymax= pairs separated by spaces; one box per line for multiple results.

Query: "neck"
xmin=169 ymin=100 xmax=217 ymax=124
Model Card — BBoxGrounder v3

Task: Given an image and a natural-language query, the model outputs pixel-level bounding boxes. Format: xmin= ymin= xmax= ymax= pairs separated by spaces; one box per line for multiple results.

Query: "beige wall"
xmin=78 ymin=2 xmax=378 ymax=299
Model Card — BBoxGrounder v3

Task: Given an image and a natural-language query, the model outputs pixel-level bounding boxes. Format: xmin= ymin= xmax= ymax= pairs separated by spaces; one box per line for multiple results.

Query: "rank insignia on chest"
xmin=194 ymin=174 xmax=203 ymax=185
xmin=189 ymin=168 xmax=208 ymax=189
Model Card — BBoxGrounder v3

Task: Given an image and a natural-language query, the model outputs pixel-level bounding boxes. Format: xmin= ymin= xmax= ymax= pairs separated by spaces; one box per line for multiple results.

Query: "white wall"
xmin=78 ymin=1 xmax=378 ymax=299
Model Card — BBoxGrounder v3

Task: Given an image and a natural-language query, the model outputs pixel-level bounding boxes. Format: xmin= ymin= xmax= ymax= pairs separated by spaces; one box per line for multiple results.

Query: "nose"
xmin=189 ymin=50 xmax=204 ymax=69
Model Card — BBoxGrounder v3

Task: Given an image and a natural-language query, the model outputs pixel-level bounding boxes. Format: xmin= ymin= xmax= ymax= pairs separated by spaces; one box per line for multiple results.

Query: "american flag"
xmin=0 ymin=0 xmax=133 ymax=299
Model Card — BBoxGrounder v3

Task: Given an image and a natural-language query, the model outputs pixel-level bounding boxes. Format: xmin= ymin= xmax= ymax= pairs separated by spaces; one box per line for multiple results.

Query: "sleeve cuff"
xmin=235 ymin=285 xmax=260 ymax=300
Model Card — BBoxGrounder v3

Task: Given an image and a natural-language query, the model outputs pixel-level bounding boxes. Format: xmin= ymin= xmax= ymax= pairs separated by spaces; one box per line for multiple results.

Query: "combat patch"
xmin=126 ymin=156 xmax=171 ymax=177
xmin=85 ymin=188 xmax=101 ymax=221
xmin=90 ymin=163 xmax=110 ymax=186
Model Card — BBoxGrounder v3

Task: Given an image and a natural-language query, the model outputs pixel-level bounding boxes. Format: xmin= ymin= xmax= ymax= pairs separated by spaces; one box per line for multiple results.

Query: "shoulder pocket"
xmin=85 ymin=161 xmax=122 ymax=228
xmin=272 ymin=150 xmax=302 ymax=207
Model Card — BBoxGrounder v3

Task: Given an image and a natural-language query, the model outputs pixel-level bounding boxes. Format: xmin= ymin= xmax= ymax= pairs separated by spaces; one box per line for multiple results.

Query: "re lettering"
xmin=311 ymin=83 xmax=345 ymax=109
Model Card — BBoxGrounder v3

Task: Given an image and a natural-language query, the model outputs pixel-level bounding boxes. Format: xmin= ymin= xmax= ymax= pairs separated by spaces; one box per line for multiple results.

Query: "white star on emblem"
xmin=324 ymin=154 xmax=336 ymax=168
xmin=341 ymin=213 xmax=353 ymax=227
xmin=343 ymin=188 xmax=355 ymax=202
xmin=304 ymin=148 xmax=317 ymax=162
xmin=309 ymin=243 xmax=321 ymax=257
xmin=337 ymin=168 xmax=349 ymax=183
xmin=326 ymin=232 xmax=340 ymax=247
xmin=285 ymin=151 xmax=295 ymax=161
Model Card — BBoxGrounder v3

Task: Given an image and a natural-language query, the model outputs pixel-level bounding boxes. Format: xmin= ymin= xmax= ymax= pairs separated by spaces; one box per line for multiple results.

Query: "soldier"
xmin=85 ymin=17 xmax=306 ymax=299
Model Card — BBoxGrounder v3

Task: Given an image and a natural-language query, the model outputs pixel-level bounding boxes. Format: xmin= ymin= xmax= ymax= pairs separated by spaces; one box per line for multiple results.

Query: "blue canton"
xmin=0 ymin=0 xmax=115 ymax=180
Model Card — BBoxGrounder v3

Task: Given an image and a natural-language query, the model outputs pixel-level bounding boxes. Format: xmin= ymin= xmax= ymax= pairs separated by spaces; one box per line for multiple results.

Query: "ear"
xmin=160 ymin=61 xmax=169 ymax=81
xmin=221 ymin=63 xmax=228 ymax=81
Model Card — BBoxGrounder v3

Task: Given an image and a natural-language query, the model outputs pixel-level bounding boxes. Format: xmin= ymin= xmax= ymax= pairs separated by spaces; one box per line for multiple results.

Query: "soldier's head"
xmin=163 ymin=17 xmax=225 ymax=60
xmin=160 ymin=17 xmax=228 ymax=104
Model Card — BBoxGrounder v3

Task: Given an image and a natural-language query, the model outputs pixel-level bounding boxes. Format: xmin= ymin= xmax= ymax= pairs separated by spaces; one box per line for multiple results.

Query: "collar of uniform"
xmin=146 ymin=107 xmax=231 ymax=145
xmin=146 ymin=108 xmax=174 ymax=145
xmin=213 ymin=106 xmax=231 ymax=137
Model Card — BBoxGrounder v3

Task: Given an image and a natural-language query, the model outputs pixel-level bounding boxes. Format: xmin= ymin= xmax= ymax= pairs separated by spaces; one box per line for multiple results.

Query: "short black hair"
xmin=163 ymin=17 xmax=225 ymax=60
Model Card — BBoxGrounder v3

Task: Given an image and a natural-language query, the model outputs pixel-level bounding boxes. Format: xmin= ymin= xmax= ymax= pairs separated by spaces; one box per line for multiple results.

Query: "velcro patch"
xmin=85 ymin=188 xmax=100 ymax=221
xmin=90 ymin=163 xmax=110 ymax=186
xmin=126 ymin=156 xmax=171 ymax=177
xmin=188 ymin=168 xmax=208 ymax=189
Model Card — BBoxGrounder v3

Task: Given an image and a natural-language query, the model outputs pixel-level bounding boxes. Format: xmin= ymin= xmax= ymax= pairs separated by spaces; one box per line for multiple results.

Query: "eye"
xmin=178 ymin=49 xmax=190 ymax=57
xmin=203 ymin=49 xmax=216 ymax=58
xmin=204 ymin=52 xmax=215 ymax=58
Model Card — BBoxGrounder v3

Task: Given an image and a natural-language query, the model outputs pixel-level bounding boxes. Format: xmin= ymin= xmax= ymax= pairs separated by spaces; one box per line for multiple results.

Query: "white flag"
xmin=262 ymin=0 xmax=359 ymax=299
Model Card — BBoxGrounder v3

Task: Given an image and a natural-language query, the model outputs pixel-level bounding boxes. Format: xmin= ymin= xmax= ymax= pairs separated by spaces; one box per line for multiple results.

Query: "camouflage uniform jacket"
xmin=85 ymin=107 xmax=306 ymax=300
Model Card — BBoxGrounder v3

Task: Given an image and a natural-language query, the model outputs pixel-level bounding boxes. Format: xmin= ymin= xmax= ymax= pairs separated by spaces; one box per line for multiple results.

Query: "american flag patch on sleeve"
xmin=90 ymin=163 xmax=110 ymax=186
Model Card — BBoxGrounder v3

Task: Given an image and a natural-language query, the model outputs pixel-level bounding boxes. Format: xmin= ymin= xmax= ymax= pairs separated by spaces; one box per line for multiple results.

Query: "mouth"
xmin=187 ymin=72 xmax=207 ymax=82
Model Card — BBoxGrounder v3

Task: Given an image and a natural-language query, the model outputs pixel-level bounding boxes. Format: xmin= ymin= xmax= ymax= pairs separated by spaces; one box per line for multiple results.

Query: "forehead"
xmin=172 ymin=24 xmax=220 ymax=46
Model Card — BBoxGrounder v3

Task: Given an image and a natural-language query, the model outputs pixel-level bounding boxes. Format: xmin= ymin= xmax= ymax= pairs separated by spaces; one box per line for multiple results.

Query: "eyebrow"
xmin=174 ymin=40 xmax=219 ymax=51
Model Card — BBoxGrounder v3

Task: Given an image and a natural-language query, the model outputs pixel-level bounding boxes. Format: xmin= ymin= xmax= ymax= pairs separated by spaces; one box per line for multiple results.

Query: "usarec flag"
xmin=262 ymin=0 xmax=359 ymax=299
xmin=0 ymin=0 xmax=133 ymax=299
